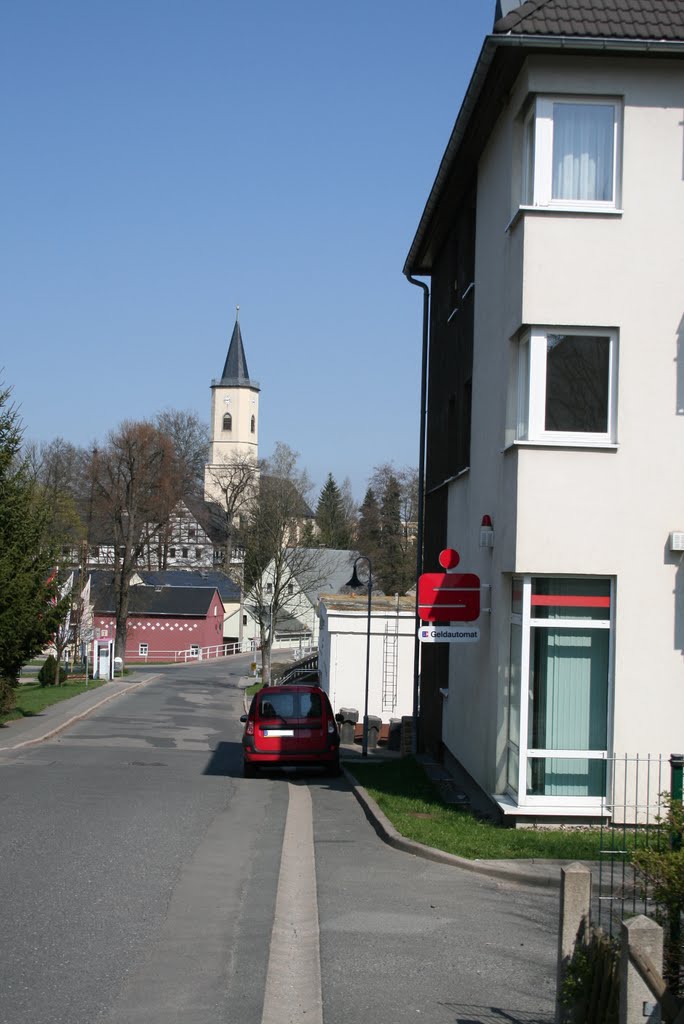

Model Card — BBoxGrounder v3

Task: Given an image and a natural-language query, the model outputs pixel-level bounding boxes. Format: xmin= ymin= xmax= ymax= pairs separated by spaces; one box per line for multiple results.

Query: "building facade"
xmin=405 ymin=0 xmax=684 ymax=821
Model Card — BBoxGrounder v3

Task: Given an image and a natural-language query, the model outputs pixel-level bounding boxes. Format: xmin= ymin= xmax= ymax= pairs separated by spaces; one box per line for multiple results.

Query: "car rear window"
xmin=258 ymin=691 xmax=322 ymax=722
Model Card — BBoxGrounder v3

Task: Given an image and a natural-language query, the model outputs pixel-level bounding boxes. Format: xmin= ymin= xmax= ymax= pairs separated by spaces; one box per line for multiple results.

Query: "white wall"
xmin=439 ymin=53 xmax=684 ymax=797
xmin=319 ymin=603 xmax=416 ymax=721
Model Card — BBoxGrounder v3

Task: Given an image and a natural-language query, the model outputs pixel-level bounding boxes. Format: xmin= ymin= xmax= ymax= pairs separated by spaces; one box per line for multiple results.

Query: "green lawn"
xmin=0 ymin=679 xmax=108 ymax=725
xmin=347 ymin=756 xmax=604 ymax=861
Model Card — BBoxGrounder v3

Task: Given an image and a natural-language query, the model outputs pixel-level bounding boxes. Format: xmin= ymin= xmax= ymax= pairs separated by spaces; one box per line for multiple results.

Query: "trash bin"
xmin=113 ymin=657 xmax=123 ymax=676
xmin=337 ymin=707 xmax=358 ymax=745
xmin=388 ymin=717 xmax=402 ymax=751
xmin=366 ymin=715 xmax=382 ymax=749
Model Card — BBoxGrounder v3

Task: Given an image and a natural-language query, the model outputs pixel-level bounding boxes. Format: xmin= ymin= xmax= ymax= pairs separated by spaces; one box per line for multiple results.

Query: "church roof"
xmin=493 ymin=0 xmax=684 ymax=39
xmin=216 ymin=311 xmax=260 ymax=390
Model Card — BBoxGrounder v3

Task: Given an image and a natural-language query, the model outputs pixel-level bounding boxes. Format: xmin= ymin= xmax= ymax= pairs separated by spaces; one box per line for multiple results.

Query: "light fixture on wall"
xmin=479 ymin=515 xmax=494 ymax=549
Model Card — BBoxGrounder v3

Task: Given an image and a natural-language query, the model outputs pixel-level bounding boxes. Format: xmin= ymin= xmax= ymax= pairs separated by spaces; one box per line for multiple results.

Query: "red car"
xmin=240 ymin=683 xmax=340 ymax=777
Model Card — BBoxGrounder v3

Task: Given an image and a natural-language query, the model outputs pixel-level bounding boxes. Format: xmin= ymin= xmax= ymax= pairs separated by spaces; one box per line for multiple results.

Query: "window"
xmin=287 ymin=584 xmax=294 ymax=595
xmin=195 ymin=547 xmax=202 ymax=559
xmin=523 ymin=97 xmax=620 ymax=209
xmin=513 ymin=327 xmax=617 ymax=445
xmin=182 ymin=548 xmax=189 ymax=559
xmin=139 ymin=643 xmax=148 ymax=657
xmin=190 ymin=644 xmax=199 ymax=657
xmin=242 ymin=614 xmax=247 ymax=626
xmin=251 ymin=415 xmax=256 ymax=433
xmin=223 ymin=413 xmax=232 ymax=431
xmin=507 ymin=576 xmax=612 ymax=803
xmin=169 ymin=547 xmax=176 ymax=558
xmin=266 ymin=582 xmax=273 ymax=594
xmin=188 ymin=528 xmax=196 ymax=540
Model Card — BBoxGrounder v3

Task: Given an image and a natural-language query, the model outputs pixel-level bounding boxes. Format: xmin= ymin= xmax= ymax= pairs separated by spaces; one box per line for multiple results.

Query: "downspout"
xmin=405 ymin=273 xmax=430 ymax=754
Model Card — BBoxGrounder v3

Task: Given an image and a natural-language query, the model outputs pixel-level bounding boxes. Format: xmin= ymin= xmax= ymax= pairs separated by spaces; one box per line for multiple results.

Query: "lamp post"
xmin=346 ymin=555 xmax=373 ymax=757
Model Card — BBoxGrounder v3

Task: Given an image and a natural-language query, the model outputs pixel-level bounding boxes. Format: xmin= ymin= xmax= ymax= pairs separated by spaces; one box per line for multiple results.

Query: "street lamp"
xmin=345 ymin=555 xmax=373 ymax=757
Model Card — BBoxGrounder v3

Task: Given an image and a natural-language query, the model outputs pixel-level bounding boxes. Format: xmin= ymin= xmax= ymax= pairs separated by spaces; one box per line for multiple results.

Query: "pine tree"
xmin=315 ymin=473 xmax=352 ymax=549
xmin=356 ymin=487 xmax=381 ymax=566
xmin=0 ymin=385 xmax=65 ymax=713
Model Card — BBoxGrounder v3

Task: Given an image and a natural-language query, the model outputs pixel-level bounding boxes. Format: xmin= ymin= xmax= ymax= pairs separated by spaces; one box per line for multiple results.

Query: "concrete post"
xmin=556 ymin=862 xmax=592 ymax=1024
xmin=620 ymin=915 xmax=663 ymax=1024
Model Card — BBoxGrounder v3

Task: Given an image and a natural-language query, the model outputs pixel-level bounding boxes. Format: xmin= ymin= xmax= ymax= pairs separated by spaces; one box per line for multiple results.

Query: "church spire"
xmin=220 ymin=306 xmax=252 ymax=385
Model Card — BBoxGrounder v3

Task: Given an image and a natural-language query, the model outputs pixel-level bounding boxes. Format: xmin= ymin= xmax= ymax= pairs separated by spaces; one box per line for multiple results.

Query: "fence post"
xmin=556 ymin=862 xmax=592 ymax=1024
xmin=620 ymin=915 xmax=663 ymax=1024
xmin=668 ymin=753 xmax=684 ymax=995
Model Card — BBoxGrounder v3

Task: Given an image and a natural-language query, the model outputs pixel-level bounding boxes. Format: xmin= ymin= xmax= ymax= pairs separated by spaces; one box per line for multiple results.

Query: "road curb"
xmin=342 ymin=764 xmax=565 ymax=890
xmin=0 ymin=674 xmax=161 ymax=752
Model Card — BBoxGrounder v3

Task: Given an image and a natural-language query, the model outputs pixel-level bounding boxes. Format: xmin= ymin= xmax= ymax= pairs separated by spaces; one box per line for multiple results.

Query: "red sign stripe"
xmin=531 ymin=595 xmax=610 ymax=607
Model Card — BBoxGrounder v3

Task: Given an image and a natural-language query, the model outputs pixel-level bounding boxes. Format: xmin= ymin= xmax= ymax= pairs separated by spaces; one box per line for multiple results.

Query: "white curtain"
xmin=552 ymin=103 xmax=614 ymax=202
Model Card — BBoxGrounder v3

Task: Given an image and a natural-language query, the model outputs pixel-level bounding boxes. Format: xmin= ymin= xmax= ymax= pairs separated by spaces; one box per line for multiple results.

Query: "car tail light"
xmin=245 ymin=719 xmax=254 ymax=736
xmin=327 ymin=718 xmax=336 ymax=735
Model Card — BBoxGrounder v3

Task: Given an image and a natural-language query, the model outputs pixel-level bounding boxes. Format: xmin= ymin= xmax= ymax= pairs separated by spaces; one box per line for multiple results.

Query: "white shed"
xmin=318 ymin=594 xmax=416 ymax=723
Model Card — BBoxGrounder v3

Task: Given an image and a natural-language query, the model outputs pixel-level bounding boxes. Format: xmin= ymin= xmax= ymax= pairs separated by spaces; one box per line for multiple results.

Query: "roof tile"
xmin=494 ymin=0 xmax=684 ymax=40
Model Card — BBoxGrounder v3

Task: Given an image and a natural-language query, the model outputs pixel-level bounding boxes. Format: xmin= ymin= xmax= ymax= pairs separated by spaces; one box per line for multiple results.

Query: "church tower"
xmin=204 ymin=307 xmax=260 ymax=504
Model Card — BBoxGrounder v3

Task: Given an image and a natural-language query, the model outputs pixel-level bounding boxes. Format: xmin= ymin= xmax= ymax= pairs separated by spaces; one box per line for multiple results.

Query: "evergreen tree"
xmin=356 ymin=487 xmax=381 ymax=566
xmin=315 ymin=473 xmax=352 ymax=548
xmin=0 ymin=385 xmax=65 ymax=713
xmin=378 ymin=472 xmax=405 ymax=592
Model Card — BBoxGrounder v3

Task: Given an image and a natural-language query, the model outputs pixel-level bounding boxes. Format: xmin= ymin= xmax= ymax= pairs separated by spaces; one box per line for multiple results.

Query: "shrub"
xmin=37 ymin=655 xmax=67 ymax=687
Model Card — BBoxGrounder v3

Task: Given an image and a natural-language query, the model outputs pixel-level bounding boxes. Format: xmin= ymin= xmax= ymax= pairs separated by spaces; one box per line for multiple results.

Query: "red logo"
xmin=418 ymin=549 xmax=481 ymax=623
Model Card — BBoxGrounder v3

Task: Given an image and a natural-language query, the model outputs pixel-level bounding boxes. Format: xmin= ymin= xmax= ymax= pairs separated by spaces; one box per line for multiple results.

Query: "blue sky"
xmin=2 ymin=0 xmax=495 ymax=501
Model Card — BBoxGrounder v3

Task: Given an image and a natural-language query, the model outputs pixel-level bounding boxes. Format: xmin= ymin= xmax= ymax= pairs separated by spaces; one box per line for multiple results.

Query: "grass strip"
xmin=347 ymin=756 xmax=604 ymax=861
xmin=0 ymin=680 xmax=108 ymax=725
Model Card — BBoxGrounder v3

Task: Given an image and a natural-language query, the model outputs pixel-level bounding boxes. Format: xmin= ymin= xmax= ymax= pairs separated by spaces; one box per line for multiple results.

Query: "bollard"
xmin=556 ymin=863 xmax=592 ymax=1024
xmin=620 ymin=916 xmax=663 ymax=1024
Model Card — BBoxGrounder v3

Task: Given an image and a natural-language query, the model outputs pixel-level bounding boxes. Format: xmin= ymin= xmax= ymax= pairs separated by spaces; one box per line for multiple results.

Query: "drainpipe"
xmin=405 ymin=273 xmax=430 ymax=754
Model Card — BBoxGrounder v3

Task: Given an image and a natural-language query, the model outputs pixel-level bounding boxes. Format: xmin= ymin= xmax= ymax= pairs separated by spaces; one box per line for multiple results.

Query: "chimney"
xmin=495 ymin=0 xmax=526 ymax=22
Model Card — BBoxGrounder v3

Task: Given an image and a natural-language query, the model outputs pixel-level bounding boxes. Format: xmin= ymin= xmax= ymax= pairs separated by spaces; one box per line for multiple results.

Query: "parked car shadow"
xmin=438 ymin=1006 xmax=553 ymax=1024
xmin=202 ymin=741 xmax=244 ymax=777
xmin=202 ymin=742 xmax=348 ymax=789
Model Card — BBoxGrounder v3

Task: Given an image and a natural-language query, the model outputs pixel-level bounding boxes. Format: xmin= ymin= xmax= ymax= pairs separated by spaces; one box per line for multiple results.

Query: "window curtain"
xmin=552 ymin=103 xmax=614 ymax=202
xmin=530 ymin=628 xmax=609 ymax=796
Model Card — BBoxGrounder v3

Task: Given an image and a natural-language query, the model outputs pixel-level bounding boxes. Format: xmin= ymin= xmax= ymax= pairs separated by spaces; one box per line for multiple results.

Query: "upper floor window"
xmin=251 ymin=415 xmax=256 ymax=433
xmin=523 ymin=97 xmax=621 ymax=210
xmin=513 ymin=327 xmax=618 ymax=446
xmin=223 ymin=413 xmax=232 ymax=431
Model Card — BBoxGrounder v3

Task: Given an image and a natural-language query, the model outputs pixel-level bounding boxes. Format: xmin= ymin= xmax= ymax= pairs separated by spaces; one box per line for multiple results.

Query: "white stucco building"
xmin=405 ymin=0 xmax=684 ymax=822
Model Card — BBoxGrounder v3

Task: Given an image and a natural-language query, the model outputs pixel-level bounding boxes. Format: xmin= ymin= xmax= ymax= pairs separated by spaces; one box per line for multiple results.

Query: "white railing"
xmin=124 ymin=640 xmax=257 ymax=664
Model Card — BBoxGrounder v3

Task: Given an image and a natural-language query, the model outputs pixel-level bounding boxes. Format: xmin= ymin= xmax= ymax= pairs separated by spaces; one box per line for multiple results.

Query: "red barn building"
xmin=93 ymin=581 xmax=225 ymax=662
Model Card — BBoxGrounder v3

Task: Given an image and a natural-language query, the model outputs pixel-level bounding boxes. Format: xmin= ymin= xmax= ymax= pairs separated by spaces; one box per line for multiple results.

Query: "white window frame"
xmin=522 ymin=95 xmax=622 ymax=211
xmin=516 ymin=326 xmax=618 ymax=446
xmin=508 ymin=575 xmax=615 ymax=810
xmin=139 ymin=643 xmax=149 ymax=657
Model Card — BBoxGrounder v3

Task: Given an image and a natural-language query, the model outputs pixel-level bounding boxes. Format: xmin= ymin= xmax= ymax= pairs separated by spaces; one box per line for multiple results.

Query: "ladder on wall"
xmin=382 ymin=605 xmax=399 ymax=713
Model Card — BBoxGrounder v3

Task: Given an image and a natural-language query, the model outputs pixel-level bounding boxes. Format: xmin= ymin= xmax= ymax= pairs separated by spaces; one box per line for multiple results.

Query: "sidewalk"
xmin=0 ymin=673 xmax=159 ymax=751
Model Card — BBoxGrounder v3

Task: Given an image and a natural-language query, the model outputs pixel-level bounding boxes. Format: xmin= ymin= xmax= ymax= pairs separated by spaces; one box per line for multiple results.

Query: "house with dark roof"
xmin=90 ymin=572 xmax=225 ymax=662
xmin=405 ymin=0 xmax=684 ymax=822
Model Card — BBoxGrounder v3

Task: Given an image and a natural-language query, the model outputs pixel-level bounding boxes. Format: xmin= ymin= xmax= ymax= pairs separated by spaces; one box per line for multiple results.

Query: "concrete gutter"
xmin=342 ymin=763 xmax=574 ymax=890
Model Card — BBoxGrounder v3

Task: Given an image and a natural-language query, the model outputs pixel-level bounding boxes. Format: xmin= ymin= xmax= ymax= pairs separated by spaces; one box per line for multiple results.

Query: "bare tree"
xmin=205 ymin=452 xmax=259 ymax=575
xmin=156 ymin=408 xmax=209 ymax=495
xmin=89 ymin=421 xmax=181 ymax=662
xmin=243 ymin=444 xmax=320 ymax=682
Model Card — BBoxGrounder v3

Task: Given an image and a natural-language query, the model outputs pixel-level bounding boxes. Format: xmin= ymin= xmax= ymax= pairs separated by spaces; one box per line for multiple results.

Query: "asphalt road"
xmin=0 ymin=659 xmax=558 ymax=1024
